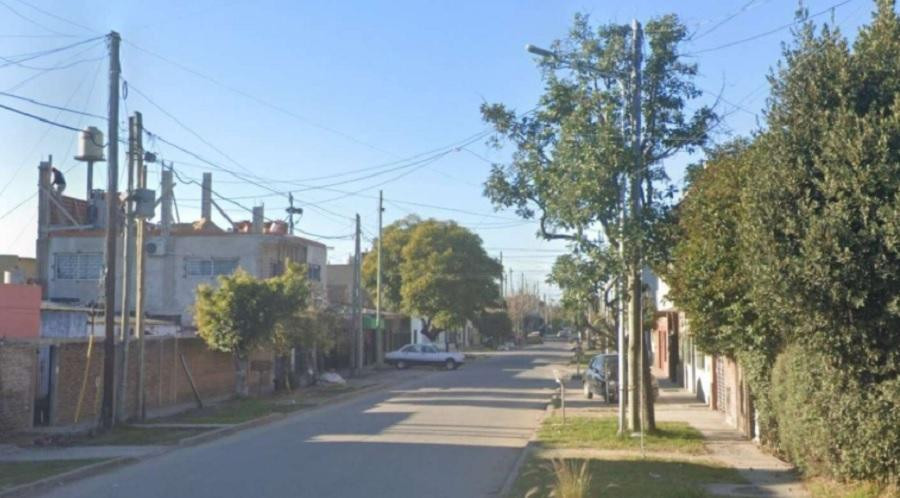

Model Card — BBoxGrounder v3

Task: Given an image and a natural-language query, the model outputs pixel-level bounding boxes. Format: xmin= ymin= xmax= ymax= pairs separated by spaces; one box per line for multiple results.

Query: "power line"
xmin=0 ymin=35 xmax=104 ymax=69
xmin=126 ymin=82 xmax=258 ymax=178
xmin=688 ymin=0 xmax=856 ymax=55
xmin=0 ymin=90 xmax=106 ymax=120
xmin=0 ymin=101 xmax=83 ymax=132
xmin=690 ymin=1 xmax=766 ymax=41
xmin=0 ymin=57 xmax=103 ymax=197
xmin=10 ymin=0 xmax=99 ymax=34
xmin=123 ymin=39 xmax=398 ymax=157
xmin=0 ymin=0 xmax=76 ymax=37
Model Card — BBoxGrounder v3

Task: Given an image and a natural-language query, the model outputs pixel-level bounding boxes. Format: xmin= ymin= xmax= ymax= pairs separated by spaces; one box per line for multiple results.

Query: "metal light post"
xmin=525 ymin=40 xmax=631 ymax=435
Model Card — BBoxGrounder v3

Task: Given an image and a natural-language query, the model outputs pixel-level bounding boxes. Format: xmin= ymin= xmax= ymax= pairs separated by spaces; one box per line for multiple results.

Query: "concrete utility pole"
xmin=101 ymin=31 xmax=121 ymax=430
xmin=353 ymin=214 xmax=363 ymax=373
xmin=200 ymin=172 xmax=212 ymax=220
xmin=133 ymin=112 xmax=147 ymax=421
xmin=375 ymin=190 xmax=384 ymax=366
xmin=499 ymin=252 xmax=504 ymax=297
xmin=117 ymin=114 xmax=137 ymax=422
xmin=627 ymin=19 xmax=644 ymax=433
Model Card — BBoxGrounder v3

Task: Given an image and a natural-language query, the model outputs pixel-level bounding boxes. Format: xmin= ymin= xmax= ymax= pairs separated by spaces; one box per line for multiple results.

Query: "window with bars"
xmin=185 ymin=257 xmax=239 ymax=277
xmin=308 ymin=264 xmax=321 ymax=282
xmin=54 ymin=252 xmax=103 ymax=280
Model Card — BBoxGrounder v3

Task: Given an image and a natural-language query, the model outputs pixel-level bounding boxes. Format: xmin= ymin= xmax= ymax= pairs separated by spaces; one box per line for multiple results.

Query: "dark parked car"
xmin=583 ymin=353 xmax=619 ymax=402
xmin=583 ymin=353 xmax=660 ymax=403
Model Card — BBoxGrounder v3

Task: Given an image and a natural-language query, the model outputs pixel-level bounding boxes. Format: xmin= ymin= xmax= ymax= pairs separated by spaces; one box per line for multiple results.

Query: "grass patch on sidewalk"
xmin=509 ymin=456 xmax=745 ymax=498
xmin=807 ymin=478 xmax=898 ymax=498
xmin=0 ymin=459 xmax=107 ymax=491
xmin=73 ymin=426 xmax=210 ymax=446
xmin=539 ymin=416 xmax=707 ymax=455
xmin=164 ymin=383 xmax=359 ymax=425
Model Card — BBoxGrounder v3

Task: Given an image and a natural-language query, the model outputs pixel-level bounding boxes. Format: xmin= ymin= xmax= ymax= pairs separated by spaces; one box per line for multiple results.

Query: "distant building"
xmin=34 ymin=161 xmax=327 ymax=327
xmin=0 ymin=254 xmax=36 ymax=283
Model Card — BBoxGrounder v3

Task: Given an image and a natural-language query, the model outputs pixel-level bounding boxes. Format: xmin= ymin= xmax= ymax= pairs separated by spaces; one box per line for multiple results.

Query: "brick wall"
xmin=0 ymin=343 xmax=36 ymax=433
xmin=49 ymin=337 xmax=272 ymax=426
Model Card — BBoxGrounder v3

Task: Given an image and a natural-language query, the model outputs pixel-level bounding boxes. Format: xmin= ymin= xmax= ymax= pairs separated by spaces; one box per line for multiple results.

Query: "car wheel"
xmin=583 ymin=382 xmax=593 ymax=399
xmin=445 ymin=358 xmax=457 ymax=370
xmin=396 ymin=360 xmax=407 ymax=370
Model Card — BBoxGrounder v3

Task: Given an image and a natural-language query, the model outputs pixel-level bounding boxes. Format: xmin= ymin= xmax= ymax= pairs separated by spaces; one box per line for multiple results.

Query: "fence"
xmin=0 ymin=336 xmax=274 ymax=433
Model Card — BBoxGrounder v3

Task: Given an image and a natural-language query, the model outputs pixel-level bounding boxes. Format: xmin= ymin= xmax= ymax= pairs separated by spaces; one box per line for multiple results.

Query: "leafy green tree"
xmin=363 ymin=217 xmax=501 ymax=341
xmin=273 ymin=306 xmax=339 ymax=387
xmin=401 ymin=219 xmax=502 ymax=340
xmin=548 ymin=252 xmax=617 ymax=345
xmin=362 ymin=215 xmax=420 ymax=311
xmin=667 ymin=2 xmax=900 ymax=480
xmin=481 ymin=12 xmax=714 ymax=431
xmin=195 ymin=263 xmax=309 ymax=396
xmin=475 ymin=310 xmax=514 ymax=347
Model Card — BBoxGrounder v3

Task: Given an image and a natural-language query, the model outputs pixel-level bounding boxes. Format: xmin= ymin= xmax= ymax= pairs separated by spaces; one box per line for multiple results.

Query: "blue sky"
xmin=0 ymin=0 xmax=879 ymax=299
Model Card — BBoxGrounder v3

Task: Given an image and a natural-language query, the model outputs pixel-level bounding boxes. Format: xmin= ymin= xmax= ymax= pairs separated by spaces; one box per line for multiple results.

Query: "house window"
xmin=308 ymin=264 xmax=321 ymax=282
xmin=212 ymin=258 xmax=239 ymax=276
xmin=54 ymin=252 xmax=102 ymax=280
xmin=185 ymin=257 xmax=239 ymax=277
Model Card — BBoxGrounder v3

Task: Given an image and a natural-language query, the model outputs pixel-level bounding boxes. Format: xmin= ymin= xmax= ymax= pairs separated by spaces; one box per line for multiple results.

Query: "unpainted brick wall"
xmin=0 ymin=343 xmax=37 ymax=433
xmin=51 ymin=337 xmax=273 ymax=426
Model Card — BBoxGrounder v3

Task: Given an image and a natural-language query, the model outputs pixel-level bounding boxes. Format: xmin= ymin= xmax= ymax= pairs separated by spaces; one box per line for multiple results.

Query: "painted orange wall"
xmin=0 ymin=284 xmax=41 ymax=339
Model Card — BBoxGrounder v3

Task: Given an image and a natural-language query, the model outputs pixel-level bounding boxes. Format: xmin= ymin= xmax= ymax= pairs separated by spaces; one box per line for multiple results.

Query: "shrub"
xmin=771 ymin=344 xmax=899 ymax=484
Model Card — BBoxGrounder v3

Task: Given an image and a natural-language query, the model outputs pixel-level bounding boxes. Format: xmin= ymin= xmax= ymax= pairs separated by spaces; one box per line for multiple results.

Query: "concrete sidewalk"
xmin=556 ymin=369 xmax=809 ymax=498
xmin=654 ymin=386 xmax=808 ymax=497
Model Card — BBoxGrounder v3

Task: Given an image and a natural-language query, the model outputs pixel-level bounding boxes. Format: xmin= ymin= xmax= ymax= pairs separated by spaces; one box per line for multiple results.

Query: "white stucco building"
xmin=36 ymin=162 xmax=327 ymax=328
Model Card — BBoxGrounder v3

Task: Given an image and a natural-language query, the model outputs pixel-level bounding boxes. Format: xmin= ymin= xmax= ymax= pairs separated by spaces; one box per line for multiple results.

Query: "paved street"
xmin=37 ymin=343 xmax=569 ymax=498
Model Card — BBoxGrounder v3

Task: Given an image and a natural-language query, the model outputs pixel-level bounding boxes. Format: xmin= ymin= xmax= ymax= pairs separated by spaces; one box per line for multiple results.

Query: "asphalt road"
xmin=39 ymin=342 xmax=570 ymax=498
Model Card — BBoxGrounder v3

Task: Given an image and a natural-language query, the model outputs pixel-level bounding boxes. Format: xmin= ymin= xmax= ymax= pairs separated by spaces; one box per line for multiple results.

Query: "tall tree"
xmin=363 ymin=217 xmax=502 ymax=341
xmin=195 ymin=263 xmax=309 ymax=396
xmin=482 ymin=13 xmax=714 ymax=431
xmin=362 ymin=215 xmax=420 ymax=311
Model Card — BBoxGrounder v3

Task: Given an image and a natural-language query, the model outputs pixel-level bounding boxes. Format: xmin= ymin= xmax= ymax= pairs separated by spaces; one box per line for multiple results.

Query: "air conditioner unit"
xmin=145 ymin=237 xmax=168 ymax=257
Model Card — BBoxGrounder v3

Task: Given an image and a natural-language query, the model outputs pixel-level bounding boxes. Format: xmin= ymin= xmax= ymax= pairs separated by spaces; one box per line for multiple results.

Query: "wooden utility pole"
xmin=117 ymin=114 xmax=137 ymax=422
xmin=134 ymin=112 xmax=147 ymax=421
xmin=101 ymin=31 xmax=121 ymax=430
xmin=375 ymin=190 xmax=384 ymax=366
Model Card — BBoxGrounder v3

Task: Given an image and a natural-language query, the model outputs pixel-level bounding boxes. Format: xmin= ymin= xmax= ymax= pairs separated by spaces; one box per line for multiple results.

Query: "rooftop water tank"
xmin=75 ymin=126 xmax=105 ymax=162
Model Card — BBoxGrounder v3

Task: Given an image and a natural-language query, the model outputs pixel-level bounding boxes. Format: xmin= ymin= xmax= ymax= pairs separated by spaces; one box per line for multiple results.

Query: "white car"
xmin=385 ymin=344 xmax=465 ymax=370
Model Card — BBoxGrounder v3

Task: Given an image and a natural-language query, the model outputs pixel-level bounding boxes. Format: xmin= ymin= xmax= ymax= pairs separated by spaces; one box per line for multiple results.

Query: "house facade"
xmin=35 ymin=161 xmax=327 ymax=327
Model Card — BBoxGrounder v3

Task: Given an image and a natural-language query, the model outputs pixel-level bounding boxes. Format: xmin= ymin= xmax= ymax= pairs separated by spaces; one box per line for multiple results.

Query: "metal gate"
xmin=715 ymin=356 xmax=726 ymax=413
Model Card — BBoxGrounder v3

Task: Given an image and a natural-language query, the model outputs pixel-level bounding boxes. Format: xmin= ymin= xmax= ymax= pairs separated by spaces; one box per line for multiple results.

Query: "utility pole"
xmin=499 ymin=252 xmax=504 ymax=297
xmin=133 ymin=112 xmax=147 ymax=421
xmin=100 ymin=31 xmax=121 ymax=430
xmin=375 ymin=190 xmax=384 ymax=366
xmin=352 ymin=214 xmax=363 ymax=373
xmin=286 ymin=193 xmax=303 ymax=235
xmin=627 ymin=19 xmax=644 ymax=433
xmin=116 ymin=114 xmax=136 ymax=422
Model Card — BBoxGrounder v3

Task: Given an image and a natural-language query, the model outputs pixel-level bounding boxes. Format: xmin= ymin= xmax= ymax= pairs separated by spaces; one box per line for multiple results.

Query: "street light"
xmin=526 ymin=38 xmax=629 ymax=437
xmin=525 ymin=44 xmax=555 ymax=58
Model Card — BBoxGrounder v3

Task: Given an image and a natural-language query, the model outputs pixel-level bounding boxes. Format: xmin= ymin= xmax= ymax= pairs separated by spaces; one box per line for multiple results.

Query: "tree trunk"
xmin=233 ymin=352 xmax=249 ymax=398
xmin=642 ymin=333 xmax=656 ymax=431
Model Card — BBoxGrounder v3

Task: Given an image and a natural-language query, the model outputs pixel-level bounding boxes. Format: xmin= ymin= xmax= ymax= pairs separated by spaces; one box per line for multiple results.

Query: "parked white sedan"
xmin=385 ymin=344 xmax=465 ymax=370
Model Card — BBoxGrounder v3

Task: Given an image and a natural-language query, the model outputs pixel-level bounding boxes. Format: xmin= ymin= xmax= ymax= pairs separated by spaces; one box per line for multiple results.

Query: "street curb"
xmin=0 ymin=374 xmax=423 ymax=497
xmin=0 ymin=456 xmax=139 ymax=498
xmin=175 ymin=412 xmax=286 ymax=447
xmin=497 ymin=401 xmax=554 ymax=497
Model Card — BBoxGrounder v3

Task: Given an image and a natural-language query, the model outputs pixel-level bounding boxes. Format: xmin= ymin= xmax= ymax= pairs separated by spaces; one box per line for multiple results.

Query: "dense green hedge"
xmin=771 ymin=344 xmax=899 ymax=484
